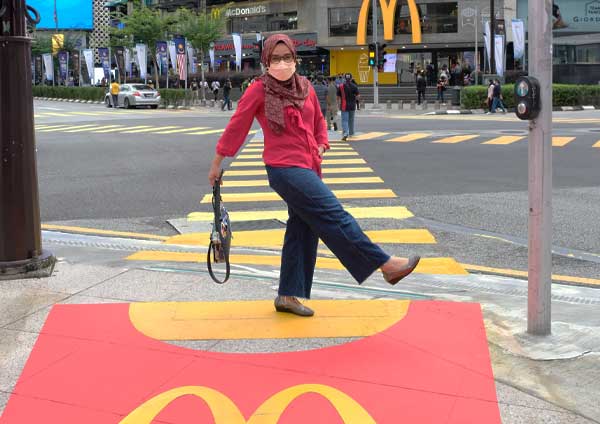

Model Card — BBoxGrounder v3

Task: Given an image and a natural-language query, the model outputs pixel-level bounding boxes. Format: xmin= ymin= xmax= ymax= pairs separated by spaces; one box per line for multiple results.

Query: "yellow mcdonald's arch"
xmin=357 ymin=0 xmax=422 ymax=45
xmin=119 ymin=384 xmax=376 ymax=423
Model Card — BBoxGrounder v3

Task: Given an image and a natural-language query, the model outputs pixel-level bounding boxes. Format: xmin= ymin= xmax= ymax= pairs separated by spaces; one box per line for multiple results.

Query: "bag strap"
xmin=207 ymin=169 xmax=230 ymax=284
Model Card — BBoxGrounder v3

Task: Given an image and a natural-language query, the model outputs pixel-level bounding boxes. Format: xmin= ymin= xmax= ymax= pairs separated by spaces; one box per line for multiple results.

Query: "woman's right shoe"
xmin=382 ymin=255 xmax=421 ymax=285
xmin=274 ymin=296 xmax=314 ymax=317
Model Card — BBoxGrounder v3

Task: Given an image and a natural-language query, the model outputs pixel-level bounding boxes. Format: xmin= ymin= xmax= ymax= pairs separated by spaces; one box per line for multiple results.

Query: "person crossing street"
xmin=110 ymin=80 xmax=120 ymax=109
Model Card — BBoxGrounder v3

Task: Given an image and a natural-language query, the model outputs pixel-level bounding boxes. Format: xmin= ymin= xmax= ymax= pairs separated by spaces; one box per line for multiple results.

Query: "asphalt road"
xmin=34 ymin=100 xmax=600 ymax=283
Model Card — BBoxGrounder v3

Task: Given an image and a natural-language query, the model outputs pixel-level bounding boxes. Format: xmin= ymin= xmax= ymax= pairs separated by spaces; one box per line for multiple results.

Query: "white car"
xmin=105 ymin=84 xmax=161 ymax=109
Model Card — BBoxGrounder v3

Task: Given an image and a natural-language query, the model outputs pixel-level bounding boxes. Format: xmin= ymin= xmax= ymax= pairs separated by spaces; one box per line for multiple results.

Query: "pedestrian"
xmin=211 ymin=79 xmax=220 ymax=101
xmin=109 ymin=80 xmax=120 ymax=108
xmin=241 ymin=78 xmax=249 ymax=94
xmin=312 ymin=72 xmax=328 ymax=119
xmin=207 ymin=34 xmax=420 ymax=317
xmin=191 ymin=79 xmax=199 ymax=105
xmin=337 ymin=73 xmax=360 ymax=141
xmin=486 ymin=79 xmax=495 ymax=113
xmin=436 ymin=76 xmax=447 ymax=103
xmin=326 ymin=77 xmax=339 ymax=131
xmin=221 ymin=78 xmax=232 ymax=111
xmin=416 ymin=70 xmax=426 ymax=105
xmin=426 ymin=62 xmax=435 ymax=86
xmin=491 ymin=79 xmax=507 ymax=113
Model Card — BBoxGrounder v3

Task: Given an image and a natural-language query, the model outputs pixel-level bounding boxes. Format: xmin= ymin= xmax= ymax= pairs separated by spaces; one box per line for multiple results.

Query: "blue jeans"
xmin=491 ymin=97 xmax=506 ymax=113
xmin=266 ymin=166 xmax=390 ymax=298
xmin=341 ymin=110 xmax=355 ymax=137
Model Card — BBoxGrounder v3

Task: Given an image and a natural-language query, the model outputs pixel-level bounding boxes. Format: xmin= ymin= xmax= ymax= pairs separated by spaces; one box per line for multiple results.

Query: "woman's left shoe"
xmin=382 ymin=255 xmax=421 ymax=285
xmin=274 ymin=296 xmax=314 ymax=317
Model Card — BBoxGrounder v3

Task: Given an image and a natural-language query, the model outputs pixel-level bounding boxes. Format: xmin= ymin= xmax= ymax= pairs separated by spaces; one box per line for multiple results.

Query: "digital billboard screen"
xmin=28 ymin=0 xmax=93 ymax=30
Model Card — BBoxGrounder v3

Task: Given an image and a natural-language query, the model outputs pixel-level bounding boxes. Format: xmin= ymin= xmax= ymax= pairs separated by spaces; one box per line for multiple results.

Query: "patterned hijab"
xmin=259 ymin=34 xmax=310 ymax=134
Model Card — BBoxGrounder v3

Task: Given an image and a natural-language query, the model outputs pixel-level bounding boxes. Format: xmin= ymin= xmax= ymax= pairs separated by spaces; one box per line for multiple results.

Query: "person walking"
xmin=416 ymin=71 xmax=427 ymax=105
xmin=191 ymin=79 xmax=199 ymax=105
xmin=337 ymin=73 xmax=359 ymax=141
xmin=211 ymin=79 xmax=220 ymax=101
xmin=326 ymin=77 xmax=339 ymax=131
xmin=486 ymin=79 xmax=495 ymax=113
xmin=491 ymin=79 xmax=507 ymax=113
xmin=436 ymin=76 xmax=447 ymax=103
xmin=208 ymin=34 xmax=420 ymax=317
xmin=109 ymin=80 xmax=120 ymax=109
xmin=221 ymin=78 xmax=232 ymax=111
xmin=312 ymin=73 xmax=328 ymax=119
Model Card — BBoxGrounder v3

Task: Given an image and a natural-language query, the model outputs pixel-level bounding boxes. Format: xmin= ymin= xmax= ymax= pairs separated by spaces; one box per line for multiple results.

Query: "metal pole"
xmin=527 ymin=0 xmax=553 ymax=335
xmin=372 ymin=0 xmax=379 ymax=107
xmin=475 ymin=8 xmax=478 ymax=84
xmin=0 ymin=0 xmax=56 ymax=279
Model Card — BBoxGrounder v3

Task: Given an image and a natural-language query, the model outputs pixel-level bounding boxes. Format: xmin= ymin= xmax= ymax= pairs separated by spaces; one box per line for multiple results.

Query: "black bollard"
xmin=0 ymin=0 xmax=55 ymax=279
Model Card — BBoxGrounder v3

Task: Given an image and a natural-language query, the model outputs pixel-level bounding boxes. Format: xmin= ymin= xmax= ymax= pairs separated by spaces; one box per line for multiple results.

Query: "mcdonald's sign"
xmin=120 ymin=384 xmax=375 ymax=423
xmin=357 ymin=0 xmax=422 ymax=45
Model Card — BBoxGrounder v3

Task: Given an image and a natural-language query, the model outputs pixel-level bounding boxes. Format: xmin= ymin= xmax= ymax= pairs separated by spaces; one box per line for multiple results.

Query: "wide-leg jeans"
xmin=266 ymin=166 xmax=390 ymax=298
xmin=340 ymin=110 xmax=355 ymax=137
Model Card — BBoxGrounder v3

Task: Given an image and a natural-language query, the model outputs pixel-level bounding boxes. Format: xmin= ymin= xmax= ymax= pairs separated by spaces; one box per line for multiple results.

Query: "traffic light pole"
xmin=527 ymin=0 xmax=553 ymax=335
xmin=0 ymin=0 xmax=56 ymax=280
xmin=371 ymin=0 xmax=379 ymax=108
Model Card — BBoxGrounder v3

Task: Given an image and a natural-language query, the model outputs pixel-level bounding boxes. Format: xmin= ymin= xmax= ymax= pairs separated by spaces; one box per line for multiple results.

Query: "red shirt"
xmin=216 ymin=80 xmax=330 ymax=176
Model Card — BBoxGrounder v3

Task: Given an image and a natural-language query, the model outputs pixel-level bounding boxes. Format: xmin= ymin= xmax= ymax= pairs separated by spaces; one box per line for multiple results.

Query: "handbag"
xmin=207 ymin=169 xmax=231 ymax=284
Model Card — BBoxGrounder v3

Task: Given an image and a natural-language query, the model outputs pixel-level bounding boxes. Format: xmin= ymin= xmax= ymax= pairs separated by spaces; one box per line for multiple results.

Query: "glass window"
xmin=396 ymin=2 xmax=458 ymax=34
xmin=329 ymin=7 xmax=361 ymax=37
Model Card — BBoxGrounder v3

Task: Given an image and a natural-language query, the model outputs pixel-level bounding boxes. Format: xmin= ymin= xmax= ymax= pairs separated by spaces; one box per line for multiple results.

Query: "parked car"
xmin=105 ymin=84 xmax=161 ymax=109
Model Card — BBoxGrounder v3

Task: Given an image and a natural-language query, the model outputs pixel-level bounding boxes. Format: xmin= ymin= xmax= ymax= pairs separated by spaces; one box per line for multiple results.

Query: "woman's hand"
xmin=208 ymin=154 xmax=225 ymax=187
xmin=318 ymin=145 xmax=326 ymax=158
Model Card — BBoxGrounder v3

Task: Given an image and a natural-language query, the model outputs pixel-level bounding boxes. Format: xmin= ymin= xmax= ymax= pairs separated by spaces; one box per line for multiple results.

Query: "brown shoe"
xmin=382 ymin=255 xmax=421 ymax=285
xmin=274 ymin=296 xmax=314 ymax=317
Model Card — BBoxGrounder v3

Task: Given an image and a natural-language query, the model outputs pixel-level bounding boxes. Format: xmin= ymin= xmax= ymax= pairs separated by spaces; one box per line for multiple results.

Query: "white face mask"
xmin=268 ymin=61 xmax=296 ymax=81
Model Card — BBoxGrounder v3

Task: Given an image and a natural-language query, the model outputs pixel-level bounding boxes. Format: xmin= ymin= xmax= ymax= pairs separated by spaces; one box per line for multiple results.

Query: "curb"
xmin=426 ymin=105 xmax=598 ymax=115
xmin=34 ymin=97 xmax=103 ymax=105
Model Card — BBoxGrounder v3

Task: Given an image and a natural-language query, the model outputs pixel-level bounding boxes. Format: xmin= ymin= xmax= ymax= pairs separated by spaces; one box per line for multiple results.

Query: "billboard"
xmin=28 ymin=0 xmax=93 ymax=30
xmin=517 ymin=0 xmax=600 ymax=32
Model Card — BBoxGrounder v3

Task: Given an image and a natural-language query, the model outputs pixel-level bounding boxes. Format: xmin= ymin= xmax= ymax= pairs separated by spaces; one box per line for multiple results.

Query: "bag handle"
xmin=207 ymin=169 xmax=230 ymax=284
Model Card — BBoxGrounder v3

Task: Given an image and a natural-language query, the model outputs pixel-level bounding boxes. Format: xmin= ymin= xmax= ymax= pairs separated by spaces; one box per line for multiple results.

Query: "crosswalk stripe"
xmin=37 ymin=124 xmax=99 ymax=132
xmin=154 ymin=126 xmax=210 ymax=134
xmin=348 ymin=132 xmax=389 ymax=140
xmin=187 ymin=206 xmax=413 ymax=222
xmin=35 ymin=124 xmax=72 ymax=130
xmin=224 ymin=167 xmax=374 ymax=176
xmin=482 ymin=136 xmax=525 ymax=145
xmin=432 ymin=135 xmax=479 ymax=144
xmin=187 ymin=129 xmax=226 ymax=135
xmin=69 ymin=112 xmax=105 ymax=116
xmin=221 ymin=176 xmax=384 ymax=188
xmin=385 ymin=133 xmax=432 ymax=142
xmin=93 ymin=125 xmax=151 ymax=133
xmin=64 ymin=125 xmax=123 ymax=133
xmin=200 ymin=189 xmax=396 ymax=203
xmin=236 ymin=151 xmax=359 ymax=160
xmin=39 ymin=112 xmax=71 ymax=117
xmin=122 ymin=126 xmax=180 ymax=133
xmin=126 ymin=251 xmax=468 ymax=275
xmin=231 ymin=158 xmax=366 ymax=167
xmin=552 ymin=136 xmax=576 ymax=147
xmin=593 ymin=140 xmax=600 ymax=148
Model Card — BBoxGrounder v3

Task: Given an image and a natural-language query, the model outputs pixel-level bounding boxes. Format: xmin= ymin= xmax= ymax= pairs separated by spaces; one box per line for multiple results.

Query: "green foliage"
xmin=460 ymin=84 xmax=600 ymax=109
xmin=32 ymin=86 xmax=106 ymax=102
xmin=30 ymin=31 xmax=79 ymax=56
xmin=159 ymin=88 xmax=193 ymax=108
xmin=174 ymin=6 xmax=228 ymax=53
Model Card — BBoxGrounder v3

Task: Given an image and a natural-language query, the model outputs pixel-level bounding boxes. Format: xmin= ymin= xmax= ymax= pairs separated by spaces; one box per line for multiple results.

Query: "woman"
xmin=208 ymin=34 xmax=420 ymax=317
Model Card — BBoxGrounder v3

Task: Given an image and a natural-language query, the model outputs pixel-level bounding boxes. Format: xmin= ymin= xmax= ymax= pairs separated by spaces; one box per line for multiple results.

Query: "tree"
xmin=175 ymin=6 xmax=227 ymax=102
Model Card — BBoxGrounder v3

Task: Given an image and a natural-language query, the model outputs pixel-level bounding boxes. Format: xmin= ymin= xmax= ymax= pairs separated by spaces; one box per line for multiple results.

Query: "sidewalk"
xmin=1 ymin=231 xmax=599 ymax=423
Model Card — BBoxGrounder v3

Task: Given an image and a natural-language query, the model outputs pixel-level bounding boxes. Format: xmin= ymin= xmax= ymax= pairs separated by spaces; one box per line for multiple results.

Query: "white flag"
xmin=209 ymin=48 xmax=215 ymax=71
xmin=494 ymin=34 xmax=505 ymax=77
xmin=168 ymin=41 xmax=177 ymax=73
xmin=187 ymin=46 xmax=196 ymax=74
xmin=42 ymin=53 xmax=54 ymax=81
xmin=511 ymin=19 xmax=525 ymax=60
xmin=136 ymin=43 xmax=147 ymax=80
xmin=125 ymin=48 xmax=132 ymax=74
xmin=83 ymin=49 xmax=94 ymax=81
xmin=483 ymin=20 xmax=491 ymax=70
xmin=232 ymin=33 xmax=242 ymax=71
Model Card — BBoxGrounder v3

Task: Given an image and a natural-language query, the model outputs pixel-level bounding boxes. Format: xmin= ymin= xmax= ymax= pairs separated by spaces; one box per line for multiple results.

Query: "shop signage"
xmin=357 ymin=0 xmax=422 ymax=45
xmin=214 ymin=33 xmax=318 ymax=55
xmin=225 ymin=4 xmax=268 ymax=18
xmin=517 ymin=0 xmax=600 ymax=32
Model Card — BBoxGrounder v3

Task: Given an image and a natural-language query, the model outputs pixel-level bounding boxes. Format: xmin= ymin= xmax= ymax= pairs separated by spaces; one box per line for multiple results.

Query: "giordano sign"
xmin=357 ymin=0 xmax=422 ymax=44
xmin=120 ymin=384 xmax=376 ymax=423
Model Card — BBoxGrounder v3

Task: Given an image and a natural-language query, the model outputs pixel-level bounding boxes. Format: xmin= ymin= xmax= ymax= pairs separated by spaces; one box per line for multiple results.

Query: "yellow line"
xmin=594 ymin=140 xmax=600 ymax=148
xmin=385 ymin=133 xmax=432 ymax=143
xmin=186 ymin=129 xmax=226 ymax=135
xmin=63 ymin=125 xmax=123 ymax=133
xmin=462 ymin=263 xmax=600 ymax=287
xmin=93 ymin=125 xmax=151 ymax=133
xmin=154 ymin=126 xmax=210 ymax=134
xmin=552 ymin=136 xmax=576 ymax=147
xmin=35 ymin=124 xmax=73 ymax=130
xmin=199 ymin=189 xmax=396 ymax=203
xmin=231 ymin=159 xmax=366 ymax=167
xmin=39 ymin=112 xmax=71 ymax=117
xmin=41 ymin=224 xmax=168 ymax=240
xmin=122 ymin=126 xmax=180 ymax=134
xmin=222 ymin=176 xmax=384 ymax=188
xmin=223 ymin=167 xmax=374 ymax=176
xmin=188 ymin=206 xmax=414 ymax=222
xmin=37 ymin=124 xmax=99 ymax=132
xmin=482 ymin=135 xmax=525 ymax=145
xmin=348 ymin=132 xmax=389 ymax=140
xmin=69 ymin=111 xmax=105 ymax=116
xmin=432 ymin=135 xmax=479 ymax=144
xmin=236 ymin=152 xmax=359 ymax=159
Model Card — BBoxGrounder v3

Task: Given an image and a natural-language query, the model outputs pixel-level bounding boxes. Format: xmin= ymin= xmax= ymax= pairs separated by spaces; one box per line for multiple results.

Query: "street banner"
xmin=511 ymin=19 xmax=525 ymax=60
xmin=114 ymin=46 xmax=125 ymax=81
xmin=136 ymin=43 xmax=147 ymax=80
xmin=156 ymin=41 xmax=168 ymax=75
xmin=72 ymin=50 xmax=80 ymax=84
xmin=494 ymin=34 xmax=505 ymax=77
xmin=98 ymin=47 xmax=110 ymax=81
xmin=173 ymin=37 xmax=186 ymax=81
xmin=209 ymin=48 xmax=215 ymax=71
xmin=187 ymin=46 xmax=196 ymax=74
xmin=168 ymin=41 xmax=177 ymax=74
xmin=58 ymin=51 xmax=69 ymax=83
xmin=34 ymin=56 xmax=42 ymax=83
xmin=232 ymin=33 xmax=242 ymax=71
xmin=483 ymin=20 xmax=491 ymax=70
xmin=83 ymin=49 xmax=94 ymax=81
xmin=42 ymin=53 xmax=54 ymax=82
xmin=125 ymin=48 xmax=132 ymax=76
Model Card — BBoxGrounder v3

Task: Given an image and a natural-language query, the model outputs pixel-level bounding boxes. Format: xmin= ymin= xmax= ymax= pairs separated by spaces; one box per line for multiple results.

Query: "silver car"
xmin=105 ymin=84 xmax=161 ymax=109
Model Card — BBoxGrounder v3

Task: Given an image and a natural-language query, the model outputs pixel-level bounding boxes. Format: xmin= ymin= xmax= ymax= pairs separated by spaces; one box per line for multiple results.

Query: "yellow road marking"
xmin=93 ymin=125 xmax=151 ymax=133
xmin=221 ymin=176 xmax=384 ymax=188
xmin=129 ymin=299 xmax=410 ymax=340
xmin=187 ymin=128 xmax=226 ymax=135
xmin=122 ymin=126 xmax=180 ymax=134
xmin=594 ymin=140 xmax=600 ymax=148
xmin=34 ymin=124 xmax=59 ymax=129
xmin=37 ymin=124 xmax=98 ymax=132
xmin=483 ymin=135 xmax=525 ymax=145
xmin=385 ymin=133 xmax=432 ymax=142
xmin=35 ymin=124 xmax=73 ymax=130
xmin=200 ymin=189 xmax=396 ymax=203
xmin=188 ymin=206 xmax=413 ymax=222
xmin=552 ymin=136 xmax=576 ymax=147
xmin=154 ymin=126 xmax=210 ymax=134
xmin=223 ymin=167 xmax=374 ymax=177
xmin=462 ymin=263 xmax=600 ymax=287
xmin=236 ymin=152 xmax=359 ymax=159
xmin=348 ymin=132 xmax=389 ymax=140
xmin=63 ymin=125 xmax=123 ymax=133
xmin=69 ymin=111 xmax=106 ymax=116
xmin=432 ymin=135 xmax=479 ymax=144
xmin=231 ymin=159 xmax=366 ymax=167
xmin=41 ymin=224 xmax=168 ymax=240
xmin=39 ymin=112 xmax=71 ymax=117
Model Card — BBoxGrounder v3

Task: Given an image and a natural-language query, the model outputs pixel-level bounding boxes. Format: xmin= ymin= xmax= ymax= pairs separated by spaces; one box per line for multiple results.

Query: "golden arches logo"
xmin=119 ymin=384 xmax=376 ymax=423
xmin=357 ymin=0 xmax=422 ymax=45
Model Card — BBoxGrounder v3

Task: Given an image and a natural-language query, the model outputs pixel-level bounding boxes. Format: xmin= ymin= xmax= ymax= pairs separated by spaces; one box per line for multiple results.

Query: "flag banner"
xmin=168 ymin=41 xmax=177 ymax=74
xmin=42 ymin=53 xmax=54 ymax=81
xmin=83 ymin=49 xmax=94 ymax=81
xmin=187 ymin=46 xmax=196 ymax=74
xmin=174 ymin=37 xmax=186 ymax=81
xmin=511 ymin=19 xmax=525 ymax=60
xmin=72 ymin=50 xmax=80 ymax=81
xmin=209 ymin=48 xmax=215 ymax=71
xmin=98 ymin=47 xmax=110 ymax=80
xmin=483 ymin=20 xmax=491 ymax=70
xmin=35 ymin=56 xmax=43 ymax=83
xmin=494 ymin=34 xmax=505 ymax=76
xmin=58 ymin=51 xmax=69 ymax=82
xmin=114 ymin=46 xmax=125 ymax=79
xmin=156 ymin=41 xmax=168 ymax=75
xmin=232 ymin=33 xmax=242 ymax=70
xmin=125 ymin=48 xmax=132 ymax=75
xmin=136 ymin=43 xmax=147 ymax=80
